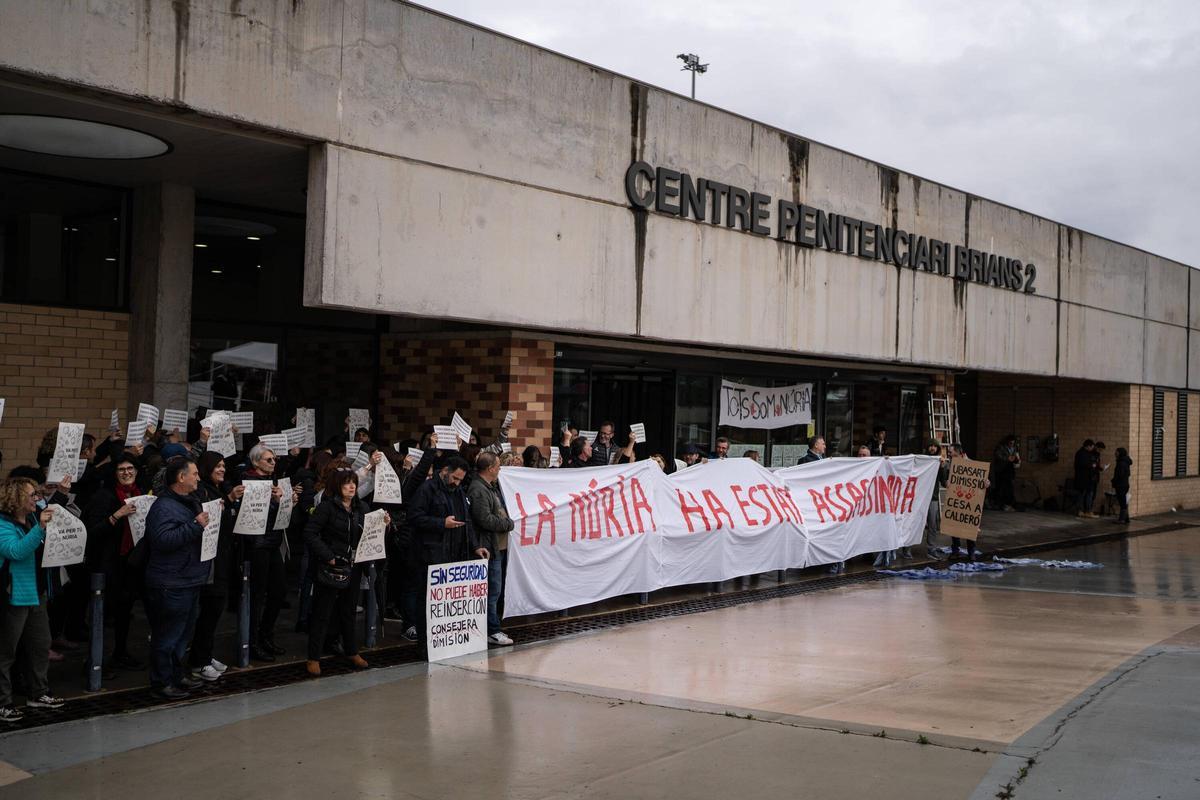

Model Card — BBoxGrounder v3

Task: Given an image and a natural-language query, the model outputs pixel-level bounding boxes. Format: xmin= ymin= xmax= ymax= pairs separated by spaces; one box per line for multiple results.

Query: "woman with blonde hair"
xmin=0 ymin=477 xmax=65 ymax=722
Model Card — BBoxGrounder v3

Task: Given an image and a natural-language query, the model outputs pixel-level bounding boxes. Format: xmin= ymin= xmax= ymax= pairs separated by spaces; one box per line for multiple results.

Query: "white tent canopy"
xmin=211 ymin=341 xmax=277 ymax=371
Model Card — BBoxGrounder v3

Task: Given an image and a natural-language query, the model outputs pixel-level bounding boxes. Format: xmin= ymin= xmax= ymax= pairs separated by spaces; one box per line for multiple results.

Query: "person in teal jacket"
xmin=0 ymin=476 xmax=65 ymax=723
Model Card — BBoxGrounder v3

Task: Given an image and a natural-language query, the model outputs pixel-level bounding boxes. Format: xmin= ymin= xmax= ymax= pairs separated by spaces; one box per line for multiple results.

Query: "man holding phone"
xmin=407 ymin=456 xmax=486 ymax=567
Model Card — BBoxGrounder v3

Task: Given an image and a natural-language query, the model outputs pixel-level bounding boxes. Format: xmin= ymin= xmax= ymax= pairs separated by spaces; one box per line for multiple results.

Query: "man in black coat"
xmin=407 ymin=456 xmax=485 ymax=567
xmin=797 ymin=436 xmax=827 ymax=464
xmin=1073 ymin=439 xmax=1098 ymax=517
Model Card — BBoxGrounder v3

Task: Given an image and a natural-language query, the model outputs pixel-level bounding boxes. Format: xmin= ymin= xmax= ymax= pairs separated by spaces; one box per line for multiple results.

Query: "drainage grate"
xmin=4 ymin=521 xmax=1192 ymax=734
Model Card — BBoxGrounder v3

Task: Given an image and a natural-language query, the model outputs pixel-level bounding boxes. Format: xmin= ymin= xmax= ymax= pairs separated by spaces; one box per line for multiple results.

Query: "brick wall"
xmin=975 ymin=374 xmax=1133 ymax=512
xmin=977 ymin=375 xmax=1200 ymax=517
xmin=378 ymin=334 xmax=554 ymax=455
xmin=1129 ymin=386 xmax=1200 ymax=516
xmin=0 ymin=303 xmax=129 ymax=468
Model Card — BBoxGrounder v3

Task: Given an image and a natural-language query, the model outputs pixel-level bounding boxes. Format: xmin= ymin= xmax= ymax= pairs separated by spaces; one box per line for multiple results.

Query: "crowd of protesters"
xmin=0 ymin=408 xmax=1134 ymax=718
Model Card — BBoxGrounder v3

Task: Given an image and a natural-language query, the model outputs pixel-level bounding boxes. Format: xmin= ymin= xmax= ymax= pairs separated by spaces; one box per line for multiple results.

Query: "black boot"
xmin=263 ymin=637 xmax=285 ymax=656
xmin=249 ymin=644 xmax=276 ymax=663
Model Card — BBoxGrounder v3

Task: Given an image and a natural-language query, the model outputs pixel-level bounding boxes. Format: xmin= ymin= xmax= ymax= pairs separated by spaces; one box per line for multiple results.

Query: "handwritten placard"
xmin=373 ymin=455 xmax=404 ymax=504
xmin=425 ymin=559 xmax=489 ymax=662
xmin=718 ymin=379 xmax=813 ymax=430
xmin=941 ymin=457 xmax=990 ymax=541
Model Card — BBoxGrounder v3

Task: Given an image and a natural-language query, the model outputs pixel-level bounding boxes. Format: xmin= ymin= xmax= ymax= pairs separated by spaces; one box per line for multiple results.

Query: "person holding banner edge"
xmin=467 ymin=452 xmax=514 ymax=647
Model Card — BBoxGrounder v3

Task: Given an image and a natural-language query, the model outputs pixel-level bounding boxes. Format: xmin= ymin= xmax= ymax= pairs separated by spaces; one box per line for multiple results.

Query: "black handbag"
xmin=317 ymin=555 xmax=352 ymax=589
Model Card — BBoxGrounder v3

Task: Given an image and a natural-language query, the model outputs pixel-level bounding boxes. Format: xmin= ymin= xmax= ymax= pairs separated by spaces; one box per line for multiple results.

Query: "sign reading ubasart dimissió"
xmin=719 ymin=379 xmax=813 ymax=429
xmin=941 ymin=457 xmax=990 ymax=541
xmin=425 ymin=559 xmax=489 ymax=662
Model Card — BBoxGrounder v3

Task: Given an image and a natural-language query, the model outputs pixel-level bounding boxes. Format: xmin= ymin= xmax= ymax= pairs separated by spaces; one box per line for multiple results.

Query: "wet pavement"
xmin=2 ymin=527 xmax=1199 ymax=798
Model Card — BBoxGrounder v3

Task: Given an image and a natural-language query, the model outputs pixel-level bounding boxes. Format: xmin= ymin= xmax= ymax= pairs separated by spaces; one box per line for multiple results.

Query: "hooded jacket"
xmin=466 ymin=473 xmax=514 ymax=553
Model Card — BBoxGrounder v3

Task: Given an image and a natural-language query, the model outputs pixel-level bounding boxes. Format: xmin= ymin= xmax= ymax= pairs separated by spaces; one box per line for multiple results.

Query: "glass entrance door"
xmin=589 ymin=369 xmax=674 ymax=459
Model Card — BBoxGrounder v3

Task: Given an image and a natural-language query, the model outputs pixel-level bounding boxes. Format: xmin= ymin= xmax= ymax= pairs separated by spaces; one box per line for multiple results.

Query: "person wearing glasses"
xmin=0 ymin=477 xmax=66 ymax=722
xmin=82 ymin=453 xmax=148 ymax=674
xmin=238 ymin=444 xmax=295 ymax=662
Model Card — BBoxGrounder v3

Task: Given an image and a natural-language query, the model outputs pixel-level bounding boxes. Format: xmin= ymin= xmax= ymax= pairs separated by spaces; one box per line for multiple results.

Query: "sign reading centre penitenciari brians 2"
xmin=624 ymin=161 xmax=1039 ymax=295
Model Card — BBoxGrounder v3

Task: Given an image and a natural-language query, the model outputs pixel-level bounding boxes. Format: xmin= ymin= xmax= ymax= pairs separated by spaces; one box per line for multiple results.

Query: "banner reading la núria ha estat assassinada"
xmin=498 ymin=456 xmax=939 ymax=617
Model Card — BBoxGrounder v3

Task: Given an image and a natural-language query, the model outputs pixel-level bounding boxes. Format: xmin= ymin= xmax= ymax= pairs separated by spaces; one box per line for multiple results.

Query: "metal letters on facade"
xmin=624 ymin=161 xmax=1038 ymax=294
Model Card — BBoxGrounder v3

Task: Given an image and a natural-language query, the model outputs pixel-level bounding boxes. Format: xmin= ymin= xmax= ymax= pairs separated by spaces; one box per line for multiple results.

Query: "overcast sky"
xmin=418 ymin=0 xmax=1199 ymax=267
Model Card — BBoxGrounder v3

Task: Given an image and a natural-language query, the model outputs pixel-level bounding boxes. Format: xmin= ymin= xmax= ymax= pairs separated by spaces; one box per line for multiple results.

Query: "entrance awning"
xmin=211 ymin=341 xmax=277 ymax=371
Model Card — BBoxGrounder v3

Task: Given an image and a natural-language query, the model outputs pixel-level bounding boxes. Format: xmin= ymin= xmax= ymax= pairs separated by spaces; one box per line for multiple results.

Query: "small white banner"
xmin=718 ymin=379 xmax=814 ymax=430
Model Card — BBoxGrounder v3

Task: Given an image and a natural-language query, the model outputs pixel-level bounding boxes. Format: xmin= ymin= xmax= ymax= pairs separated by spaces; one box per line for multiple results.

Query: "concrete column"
xmin=128 ymin=183 xmax=194 ymax=415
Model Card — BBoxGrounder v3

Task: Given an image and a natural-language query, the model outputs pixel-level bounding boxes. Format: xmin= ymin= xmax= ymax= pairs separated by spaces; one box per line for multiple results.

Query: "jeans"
xmin=0 ymin=601 xmax=51 ymax=706
xmin=188 ymin=590 xmax=226 ymax=669
xmin=924 ymin=500 xmax=941 ymax=547
xmin=249 ymin=548 xmax=286 ymax=646
xmin=145 ymin=587 xmax=201 ymax=688
xmin=1081 ymin=487 xmax=1096 ymax=514
xmin=487 ymin=551 xmax=507 ymax=635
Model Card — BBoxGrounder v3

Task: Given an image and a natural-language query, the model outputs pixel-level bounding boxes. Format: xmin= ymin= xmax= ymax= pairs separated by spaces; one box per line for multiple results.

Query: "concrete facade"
xmin=0 ymin=0 xmax=1193 ymax=386
xmin=0 ymin=0 xmax=1196 ymax=514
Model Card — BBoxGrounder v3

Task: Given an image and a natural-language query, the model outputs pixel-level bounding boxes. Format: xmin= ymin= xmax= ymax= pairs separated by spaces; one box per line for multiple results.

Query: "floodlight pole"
xmin=676 ymin=53 xmax=709 ymax=100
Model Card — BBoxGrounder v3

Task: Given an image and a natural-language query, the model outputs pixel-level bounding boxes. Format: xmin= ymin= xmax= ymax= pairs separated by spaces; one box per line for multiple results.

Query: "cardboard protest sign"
xmin=273 ymin=477 xmax=294 ymax=531
xmin=296 ymin=408 xmax=316 ymax=448
xmin=200 ymin=500 xmax=222 ymax=561
xmin=41 ymin=505 xmax=86 ymax=568
xmin=136 ymin=403 xmax=160 ymax=426
xmin=353 ymin=509 xmax=389 ymax=563
xmin=718 ymin=379 xmax=813 ymax=429
xmin=372 ymin=455 xmax=404 ymax=504
xmin=234 ymin=480 xmax=273 ymax=535
xmin=47 ymin=422 xmax=86 ymax=485
xmin=348 ymin=408 xmax=371 ymax=436
xmin=125 ymin=495 xmax=156 ymax=546
xmin=941 ymin=457 xmax=990 ymax=541
xmin=231 ymin=411 xmax=254 ymax=432
xmin=451 ymin=411 xmax=472 ymax=444
xmin=162 ymin=409 xmax=189 ymax=432
xmin=425 ymin=559 xmax=489 ymax=662
xmin=432 ymin=426 xmax=458 ymax=450
xmin=630 ymin=423 xmax=647 ymax=443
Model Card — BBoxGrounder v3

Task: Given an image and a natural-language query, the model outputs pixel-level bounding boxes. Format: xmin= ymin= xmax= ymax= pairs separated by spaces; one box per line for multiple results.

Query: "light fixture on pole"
xmin=676 ymin=53 xmax=708 ymax=99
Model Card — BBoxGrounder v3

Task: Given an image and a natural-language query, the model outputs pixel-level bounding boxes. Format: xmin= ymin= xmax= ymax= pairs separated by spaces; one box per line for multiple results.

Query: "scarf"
xmin=114 ymin=482 xmax=141 ymax=556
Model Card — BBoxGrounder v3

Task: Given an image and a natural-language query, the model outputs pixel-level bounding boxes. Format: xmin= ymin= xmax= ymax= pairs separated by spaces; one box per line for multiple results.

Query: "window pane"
xmin=0 ymin=170 xmax=127 ymax=309
xmin=824 ymin=384 xmax=853 ymax=457
xmin=675 ymin=373 xmax=713 ymax=458
xmin=553 ymin=367 xmax=589 ymax=435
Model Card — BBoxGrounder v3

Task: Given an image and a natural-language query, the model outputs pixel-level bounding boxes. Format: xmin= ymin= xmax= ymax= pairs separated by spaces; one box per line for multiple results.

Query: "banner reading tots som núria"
xmin=498 ymin=456 xmax=938 ymax=617
xmin=718 ymin=379 xmax=813 ymax=429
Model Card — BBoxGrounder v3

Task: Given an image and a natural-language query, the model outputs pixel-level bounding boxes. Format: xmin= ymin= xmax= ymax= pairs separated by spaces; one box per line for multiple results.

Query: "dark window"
xmin=1178 ymin=393 xmax=1188 ymax=477
xmin=0 ymin=170 xmax=128 ymax=310
xmin=1151 ymin=389 xmax=1164 ymax=479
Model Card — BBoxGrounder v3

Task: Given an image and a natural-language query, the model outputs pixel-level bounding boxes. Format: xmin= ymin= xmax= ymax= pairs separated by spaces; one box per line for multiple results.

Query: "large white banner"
xmin=717 ymin=380 xmax=814 ymax=429
xmin=499 ymin=456 xmax=938 ymax=617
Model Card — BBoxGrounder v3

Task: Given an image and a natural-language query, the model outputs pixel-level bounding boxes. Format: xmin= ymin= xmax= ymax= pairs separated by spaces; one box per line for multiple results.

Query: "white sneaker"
xmin=192 ymin=665 xmax=221 ymax=682
xmin=209 ymin=658 xmax=228 ymax=674
xmin=26 ymin=694 xmax=65 ymax=709
xmin=487 ymin=632 xmax=514 ymax=646
xmin=0 ymin=707 xmax=24 ymax=723
xmin=402 ymin=626 xmax=418 ymax=642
